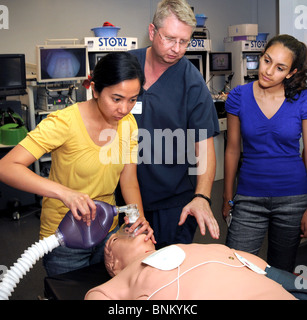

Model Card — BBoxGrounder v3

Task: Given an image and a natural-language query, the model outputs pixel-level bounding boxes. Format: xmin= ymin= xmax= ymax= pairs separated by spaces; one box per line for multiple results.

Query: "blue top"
xmin=226 ymin=82 xmax=307 ymax=197
xmin=130 ymin=48 xmax=220 ymax=210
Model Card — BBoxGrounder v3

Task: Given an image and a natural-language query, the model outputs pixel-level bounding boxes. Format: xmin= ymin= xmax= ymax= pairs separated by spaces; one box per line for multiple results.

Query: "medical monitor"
xmin=185 ymin=51 xmax=207 ymax=80
xmin=185 ymin=54 xmax=204 ymax=77
xmin=209 ymin=52 xmax=232 ymax=75
xmin=0 ymin=54 xmax=27 ymax=99
xmin=36 ymin=45 xmax=89 ymax=83
xmin=245 ymin=54 xmax=259 ymax=70
xmin=88 ymin=52 xmax=108 ymax=72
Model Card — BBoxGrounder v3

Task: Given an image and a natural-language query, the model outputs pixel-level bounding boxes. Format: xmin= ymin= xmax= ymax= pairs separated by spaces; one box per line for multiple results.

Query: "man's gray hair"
xmin=152 ymin=0 xmax=196 ymax=31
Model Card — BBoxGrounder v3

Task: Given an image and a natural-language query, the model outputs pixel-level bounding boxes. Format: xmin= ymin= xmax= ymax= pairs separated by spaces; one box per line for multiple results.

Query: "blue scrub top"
xmin=130 ymin=48 xmax=219 ymax=210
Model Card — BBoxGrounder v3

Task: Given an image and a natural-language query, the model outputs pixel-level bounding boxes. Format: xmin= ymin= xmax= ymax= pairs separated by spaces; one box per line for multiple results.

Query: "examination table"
xmin=44 ymin=262 xmax=111 ymax=300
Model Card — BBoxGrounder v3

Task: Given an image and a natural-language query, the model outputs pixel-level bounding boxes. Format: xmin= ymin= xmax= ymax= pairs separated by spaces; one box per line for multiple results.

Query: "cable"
xmin=206 ymin=74 xmax=214 ymax=85
xmin=176 ymin=265 xmax=180 ymax=300
xmin=147 ymin=260 xmax=245 ymax=300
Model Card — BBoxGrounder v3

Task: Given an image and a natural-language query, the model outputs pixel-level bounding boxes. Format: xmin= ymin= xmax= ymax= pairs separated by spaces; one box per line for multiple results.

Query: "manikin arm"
xmin=85 ymin=266 xmax=136 ymax=300
xmin=85 ymin=289 xmax=111 ymax=300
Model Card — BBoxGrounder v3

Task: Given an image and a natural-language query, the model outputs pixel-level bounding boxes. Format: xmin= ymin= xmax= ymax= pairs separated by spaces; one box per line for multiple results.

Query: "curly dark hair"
xmin=262 ymin=34 xmax=307 ymax=101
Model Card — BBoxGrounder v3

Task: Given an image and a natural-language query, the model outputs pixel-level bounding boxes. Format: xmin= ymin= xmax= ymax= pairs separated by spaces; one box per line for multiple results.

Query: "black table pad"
xmin=44 ymin=262 xmax=111 ymax=300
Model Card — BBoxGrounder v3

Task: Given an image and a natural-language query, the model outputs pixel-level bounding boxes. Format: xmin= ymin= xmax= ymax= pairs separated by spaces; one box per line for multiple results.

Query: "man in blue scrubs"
xmin=129 ymin=0 xmax=220 ymax=248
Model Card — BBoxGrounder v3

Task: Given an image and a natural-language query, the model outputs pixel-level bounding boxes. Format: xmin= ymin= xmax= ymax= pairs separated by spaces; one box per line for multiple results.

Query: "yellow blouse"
xmin=19 ymin=103 xmax=138 ymax=239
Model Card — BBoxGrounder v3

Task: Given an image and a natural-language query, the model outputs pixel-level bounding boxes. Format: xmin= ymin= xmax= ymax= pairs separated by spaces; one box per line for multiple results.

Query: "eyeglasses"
xmin=154 ymin=26 xmax=191 ymax=49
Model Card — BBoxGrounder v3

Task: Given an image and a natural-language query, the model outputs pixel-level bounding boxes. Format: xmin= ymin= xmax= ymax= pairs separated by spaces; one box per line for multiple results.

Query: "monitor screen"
xmin=88 ymin=52 xmax=108 ymax=72
xmin=246 ymin=54 xmax=259 ymax=70
xmin=185 ymin=52 xmax=207 ymax=80
xmin=0 ymin=54 xmax=27 ymax=98
xmin=36 ymin=45 xmax=89 ymax=83
xmin=185 ymin=54 xmax=204 ymax=77
xmin=209 ymin=52 xmax=232 ymax=75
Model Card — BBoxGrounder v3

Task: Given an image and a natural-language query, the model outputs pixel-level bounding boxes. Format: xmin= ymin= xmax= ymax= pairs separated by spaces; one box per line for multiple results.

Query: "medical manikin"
xmin=0 ymin=201 xmax=143 ymax=300
xmin=85 ymin=231 xmax=304 ymax=300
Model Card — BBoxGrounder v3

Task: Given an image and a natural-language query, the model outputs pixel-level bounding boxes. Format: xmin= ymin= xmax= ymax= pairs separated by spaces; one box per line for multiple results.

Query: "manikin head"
xmin=104 ymin=232 xmax=156 ymax=277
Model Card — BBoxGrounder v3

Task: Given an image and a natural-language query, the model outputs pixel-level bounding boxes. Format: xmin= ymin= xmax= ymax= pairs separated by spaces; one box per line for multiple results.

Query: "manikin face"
xmin=105 ymin=233 xmax=155 ymax=276
xmin=149 ymin=13 xmax=192 ymax=66
xmin=108 ymin=233 xmax=155 ymax=259
xmin=91 ymin=79 xmax=140 ymax=126
xmin=258 ymin=43 xmax=297 ymax=89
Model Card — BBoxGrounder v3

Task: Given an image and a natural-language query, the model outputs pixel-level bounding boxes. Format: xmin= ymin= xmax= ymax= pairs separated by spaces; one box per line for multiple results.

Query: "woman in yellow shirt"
xmin=0 ymin=52 xmax=154 ymax=276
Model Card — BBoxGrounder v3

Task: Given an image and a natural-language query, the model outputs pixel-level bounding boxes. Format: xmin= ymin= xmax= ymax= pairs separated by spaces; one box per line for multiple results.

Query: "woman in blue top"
xmin=223 ymin=34 xmax=307 ymax=272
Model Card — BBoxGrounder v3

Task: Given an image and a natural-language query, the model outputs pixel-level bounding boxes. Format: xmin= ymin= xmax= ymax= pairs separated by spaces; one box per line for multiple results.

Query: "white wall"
xmin=0 ymin=0 xmax=278 ymax=64
xmin=0 ymin=0 xmax=152 ymax=63
xmin=279 ymin=0 xmax=307 ymax=43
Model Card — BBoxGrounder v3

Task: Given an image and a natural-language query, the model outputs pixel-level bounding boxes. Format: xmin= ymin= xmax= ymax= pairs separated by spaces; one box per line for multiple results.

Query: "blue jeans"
xmin=43 ymin=225 xmax=119 ymax=276
xmin=226 ymin=194 xmax=307 ymax=272
xmin=265 ymin=266 xmax=307 ymax=300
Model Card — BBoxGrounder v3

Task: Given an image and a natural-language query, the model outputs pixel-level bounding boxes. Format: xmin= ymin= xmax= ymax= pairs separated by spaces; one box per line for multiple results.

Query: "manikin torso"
xmin=86 ymin=244 xmax=295 ymax=300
